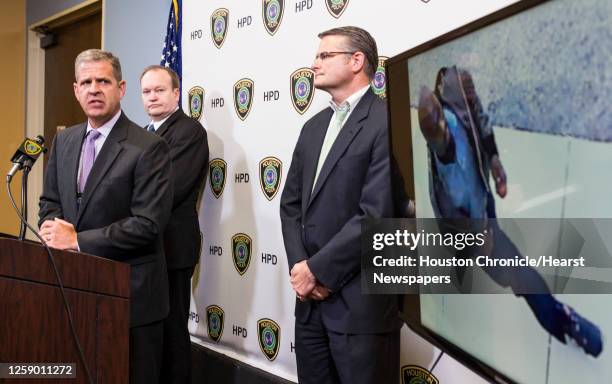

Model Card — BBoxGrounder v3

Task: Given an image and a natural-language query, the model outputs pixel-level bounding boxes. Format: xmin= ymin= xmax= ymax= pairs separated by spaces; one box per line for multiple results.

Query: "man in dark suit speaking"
xmin=140 ymin=65 xmax=209 ymax=383
xmin=38 ymin=49 xmax=173 ymax=384
xmin=280 ymin=27 xmax=401 ymax=383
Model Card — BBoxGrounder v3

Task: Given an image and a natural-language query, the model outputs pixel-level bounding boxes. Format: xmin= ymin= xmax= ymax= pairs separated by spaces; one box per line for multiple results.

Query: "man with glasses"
xmin=280 ymin=26 xmax=401 ymax=383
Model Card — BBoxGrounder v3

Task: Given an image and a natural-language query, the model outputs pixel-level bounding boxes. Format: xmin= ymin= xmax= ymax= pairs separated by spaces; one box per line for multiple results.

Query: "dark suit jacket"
xmin=39 ymin=111 xmax=173 ymax=327
xmin=280 ymin=89 xmax=401 ymax=334
xmin=150 ymin=109 xmax=209 ymax=270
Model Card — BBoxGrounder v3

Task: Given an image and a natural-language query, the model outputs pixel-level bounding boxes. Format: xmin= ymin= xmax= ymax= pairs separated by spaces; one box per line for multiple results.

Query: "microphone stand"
xmin=18 ymin=159 xmax=33 ymax=241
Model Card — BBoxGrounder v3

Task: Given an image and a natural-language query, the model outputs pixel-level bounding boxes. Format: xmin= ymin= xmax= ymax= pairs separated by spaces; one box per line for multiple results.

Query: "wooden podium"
xmin=0 ymin=234 xmax=130 ymax=383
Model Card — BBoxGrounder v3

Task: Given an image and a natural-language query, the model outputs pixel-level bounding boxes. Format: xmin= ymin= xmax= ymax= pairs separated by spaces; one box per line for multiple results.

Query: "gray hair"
xmin=74 ymin=49 xmax=122 ymax=82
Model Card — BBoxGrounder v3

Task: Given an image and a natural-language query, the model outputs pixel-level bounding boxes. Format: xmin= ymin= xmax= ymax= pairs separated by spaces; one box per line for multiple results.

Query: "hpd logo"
xmin=257 ymin=318 xmax=280 ymax=361
xmin=263 ymin=0 xmax=284 ymax=36
xmin=290 ymin=68 xmax=315 ymax=115
xmin=232 ymin=233 xmax=252 ymax=275
xmin=188 ymin=86 xmax=205 ymax=121
xmin=371 ymin=56 xmax=388 ymax=99
xmin=234 ymin=78 xmax=254 ymax=120
xmin=259 ymin=157 xmax=282 ymax=200
xmin=401 ymin=365 xmax=439 ymax=384
xmin=211 ymin=8 xmax=229 ymax=48
xmin=325 ymin=0 xmax=349 ymax=18
xmin=209 ymin=158 xmax=227 ymax=198
xmin=206 ymin=305 xmax=225 ymax=343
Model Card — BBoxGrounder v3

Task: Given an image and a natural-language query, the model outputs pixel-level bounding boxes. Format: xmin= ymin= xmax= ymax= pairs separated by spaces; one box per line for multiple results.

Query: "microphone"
xmin=7 ymin=135 xmax=47 ymax=182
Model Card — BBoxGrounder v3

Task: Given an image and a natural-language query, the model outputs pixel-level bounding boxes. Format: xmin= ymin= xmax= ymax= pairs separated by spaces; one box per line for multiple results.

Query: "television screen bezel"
xmin=386 ymin=1 xmax=552 ymax=383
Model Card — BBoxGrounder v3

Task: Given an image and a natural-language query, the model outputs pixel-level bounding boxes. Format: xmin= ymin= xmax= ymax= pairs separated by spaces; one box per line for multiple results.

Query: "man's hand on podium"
xmin=39 ymin=218 xmax=78 ymax=251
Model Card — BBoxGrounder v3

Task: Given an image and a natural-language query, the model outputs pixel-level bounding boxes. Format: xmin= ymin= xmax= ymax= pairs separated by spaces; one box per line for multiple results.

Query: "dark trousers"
xmin=160 ymin=267 xmax=195 ymax=384
xmin=295 ymin=303 xmax=400 ymax=384
xmin=129 ymin=320 xmax=164 ymax=384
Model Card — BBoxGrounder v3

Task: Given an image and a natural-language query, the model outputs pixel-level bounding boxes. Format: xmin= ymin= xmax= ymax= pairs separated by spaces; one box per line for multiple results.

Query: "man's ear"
xmin=118 ymin=80 xmax=126 ymax=98
xmin=352 ymin=52 xmax=366 ymax=74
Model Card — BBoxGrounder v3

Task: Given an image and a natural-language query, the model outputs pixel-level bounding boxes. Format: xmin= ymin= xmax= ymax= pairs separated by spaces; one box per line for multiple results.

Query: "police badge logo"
xmin=188 ymin=86 xmax=205 ymax=121
xmin=290 ymin=68 xmax=315 ymax=115
xmin=206 ymin=305 xmax=225 ymax=343
xmin=211 ymin=8 xmax=229 ymax=48
xmin=232 ymin=233 xmax=252 ymax=275
xmin=257 ymin=318 xmax=280 ymax=361
xmin=263 ymin=0 xmax=284 ymax=36
xmin=401 ymin=365 xmax=439 ymax=384
xmin=259 ymin=157 xmax=282 ymax=201
xmin=233 ymin=78 xmax=254 ymax=120
xmin=23 ymin=139 xmax=43 ymax=156
xmin=325 ymin=0 xmax=349 ymax=18
xmin=371 ymin=56 xmax=388 ymax=99
xmin=209 ymin=158 xmax=227 ymax=198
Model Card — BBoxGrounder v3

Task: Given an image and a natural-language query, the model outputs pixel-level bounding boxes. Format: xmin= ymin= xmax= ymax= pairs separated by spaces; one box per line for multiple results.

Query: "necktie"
xmin=312 ymin=104 xmax=350 ymax=191
xmin=147 ymin=123 xmax=155 ymax=133
xmin=78 ymin=130 xmax=101 ymax=193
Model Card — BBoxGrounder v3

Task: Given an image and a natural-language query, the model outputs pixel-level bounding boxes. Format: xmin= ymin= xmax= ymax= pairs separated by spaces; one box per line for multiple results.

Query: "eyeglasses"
xmin=314 ymin=51 xmax=356 ymax=61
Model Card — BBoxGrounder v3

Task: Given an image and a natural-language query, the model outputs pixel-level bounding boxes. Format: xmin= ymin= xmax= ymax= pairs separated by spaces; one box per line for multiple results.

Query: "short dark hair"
xmin=318 ymin=26 xmax=378 ymax=79
xmin=140 ymin=65 xmax=180 ymax=89
xmin=75 ymin=49 xmax=122 ymax=82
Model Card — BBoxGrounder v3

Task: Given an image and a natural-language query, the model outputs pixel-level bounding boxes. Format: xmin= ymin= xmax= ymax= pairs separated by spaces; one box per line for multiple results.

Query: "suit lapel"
xmin=64 ymin=125 xmax=87 ymax=221
xmin=76 ymin=113 xmax=127 ymax=225
xmin=307 ymin=90 xmax=373 ymax=208
xmin=301 ymin=108 xmax=333 ymax=211
xmin=155 ymin=108 xmax=182 ymax=138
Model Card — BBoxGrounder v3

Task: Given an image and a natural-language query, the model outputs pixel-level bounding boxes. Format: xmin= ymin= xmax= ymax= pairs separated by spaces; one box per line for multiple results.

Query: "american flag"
xmin=161 ymin=0 xmax=182 ymax=89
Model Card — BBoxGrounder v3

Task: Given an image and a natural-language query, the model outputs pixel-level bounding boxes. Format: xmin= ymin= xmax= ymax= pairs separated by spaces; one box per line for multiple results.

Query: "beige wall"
xmin=0 ymin=0 xmax=26 ymax=236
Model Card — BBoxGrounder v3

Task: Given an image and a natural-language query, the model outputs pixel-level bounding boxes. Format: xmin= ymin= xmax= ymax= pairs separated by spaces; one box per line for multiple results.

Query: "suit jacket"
xmin=150 ymin=109 xmax=209 ymax=270
xmin=39 ymin=111 xmax=173 ymax=327
xmin=280 ymin=89 xmax=402 ymax=334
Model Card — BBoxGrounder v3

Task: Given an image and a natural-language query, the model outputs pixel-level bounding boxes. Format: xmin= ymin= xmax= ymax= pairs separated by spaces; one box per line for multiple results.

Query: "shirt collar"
xmin=328 ymin=85 xmax=370 ymax=114
xmin=149 ymin=106 xmax=179 ymax=131
xmin=86 ymin=109 xmax=122 ymax=138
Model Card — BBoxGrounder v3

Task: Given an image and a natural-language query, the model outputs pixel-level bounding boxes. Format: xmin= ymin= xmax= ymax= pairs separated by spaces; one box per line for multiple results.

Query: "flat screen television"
xmin=386 ymin=0 xmax=612 ymax=382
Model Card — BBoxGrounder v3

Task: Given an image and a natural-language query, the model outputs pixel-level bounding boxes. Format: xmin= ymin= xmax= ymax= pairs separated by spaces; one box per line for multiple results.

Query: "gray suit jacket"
xmin=39 ymin=111 xmax=173 ymax=327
